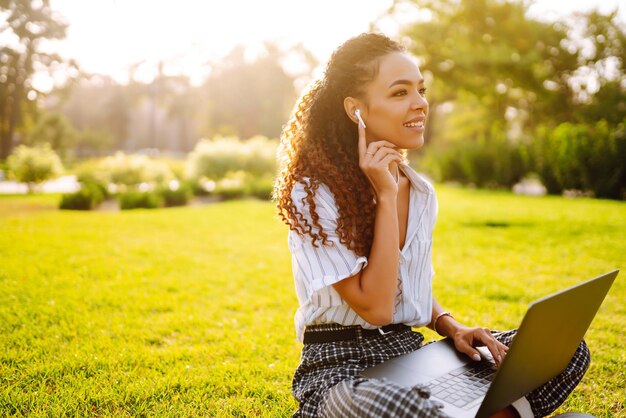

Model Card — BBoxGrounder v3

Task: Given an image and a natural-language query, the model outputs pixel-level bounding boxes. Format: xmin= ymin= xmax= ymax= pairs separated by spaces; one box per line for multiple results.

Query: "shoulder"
xmin=291 ymin=178 xmax=339 ymax=216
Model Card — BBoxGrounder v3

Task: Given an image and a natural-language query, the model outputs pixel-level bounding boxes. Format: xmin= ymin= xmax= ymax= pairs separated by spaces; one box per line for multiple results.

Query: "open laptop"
xmin=361 ymin=270 xmax=619 ymax=418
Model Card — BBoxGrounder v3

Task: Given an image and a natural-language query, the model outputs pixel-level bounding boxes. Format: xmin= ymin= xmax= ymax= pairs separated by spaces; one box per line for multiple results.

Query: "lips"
xmin=403 ymin=117 xmax=425 ymax=128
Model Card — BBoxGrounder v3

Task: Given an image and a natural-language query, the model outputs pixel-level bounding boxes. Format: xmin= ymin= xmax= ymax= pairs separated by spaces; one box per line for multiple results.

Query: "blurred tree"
xmin=0 ymin=0 xmax=69 ymax=159
xmin=201 ymin=42 xmax=296 ymax=139
xmin=56 ymin=75 xmax=130 ymax=154
xmin=25 ymin=111 xmax=76 ymax=158
xmin=390 ymin=0 xmax=624 ymax=143
xmin=74 ymin=129 xmax=114 ymax=158
xmin=573 ymin=10 xmax=626 ymax=126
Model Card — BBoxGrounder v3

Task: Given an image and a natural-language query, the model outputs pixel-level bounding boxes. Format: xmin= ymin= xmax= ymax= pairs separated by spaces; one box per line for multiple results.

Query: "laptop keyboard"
xmin=427 ymin=362 xmax=497 ymax=409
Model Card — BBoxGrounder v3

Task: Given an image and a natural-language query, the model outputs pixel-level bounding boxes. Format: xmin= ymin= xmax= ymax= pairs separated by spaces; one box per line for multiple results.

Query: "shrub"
xmin=6 ymin=144 xmax=64 ymax=193
xmin=59 ymin=182 xmax=105 ymax=210
xmin=118 ymin=191 xmax=163 ymax=210
xmin=416 ymin=136 xmax=526 ymax=188
xmin=185 ymin=136 xmax=277 ymax=181
xmin=158 ymin=182 xmax=192 ymax=207
xmin=245 ymin=175 xmax=275 ymax=200
xmin=187 ymin=178 xmax=214 ymax=196
xmin=528 ymin=120 xmax=626 ymax=199
xmin=99 ymin=152 xmax=174 ymax=187
xmin=213 ymin=171 xmax=248 ymax=200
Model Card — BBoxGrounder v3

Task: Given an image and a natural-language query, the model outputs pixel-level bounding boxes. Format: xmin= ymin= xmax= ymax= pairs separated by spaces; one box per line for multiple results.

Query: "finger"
xmin=456 ymin=339 xmax=482 ymax=362
xmin=479 ymin=331 xmax=504 ymax=366
xmin=375 ymin=154 xmax=404 ymax=168
xmin=366 ymin=140 xmax=397 ymax=153
xmin=368 ymin=148 xmax=403 ymax=164
xmin=357 ymin=120 xmax=367 ymax=160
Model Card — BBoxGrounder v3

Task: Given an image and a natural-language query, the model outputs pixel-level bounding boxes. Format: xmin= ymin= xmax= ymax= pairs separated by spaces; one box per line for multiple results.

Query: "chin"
xmin=401 ymin=135 xmax=424 ymax=150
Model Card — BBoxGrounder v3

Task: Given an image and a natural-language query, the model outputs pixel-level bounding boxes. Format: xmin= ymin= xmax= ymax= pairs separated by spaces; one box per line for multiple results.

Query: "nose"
xmin=411 ymin=91 xmax=428 ymax=111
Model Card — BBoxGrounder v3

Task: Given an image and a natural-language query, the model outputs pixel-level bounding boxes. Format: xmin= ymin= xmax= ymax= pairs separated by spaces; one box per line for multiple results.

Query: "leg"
xmin=493 ymin=330 xmax=591 ymax=417
xmin=319 ymin=377 xmax=449 ymax=418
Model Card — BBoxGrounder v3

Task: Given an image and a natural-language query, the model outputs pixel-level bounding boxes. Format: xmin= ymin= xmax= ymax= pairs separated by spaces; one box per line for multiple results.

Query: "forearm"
xmin=358 ymin=194 xmax=399 ymax=318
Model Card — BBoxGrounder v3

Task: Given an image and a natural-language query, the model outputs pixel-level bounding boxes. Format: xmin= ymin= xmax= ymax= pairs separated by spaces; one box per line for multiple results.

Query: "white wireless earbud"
xmin=355 ymin=109 xmax=366 ymax=129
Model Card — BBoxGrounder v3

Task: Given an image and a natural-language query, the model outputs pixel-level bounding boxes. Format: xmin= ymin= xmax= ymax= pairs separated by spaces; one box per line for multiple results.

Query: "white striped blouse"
xmin=288 ymin=163 xmax=438 ymax=342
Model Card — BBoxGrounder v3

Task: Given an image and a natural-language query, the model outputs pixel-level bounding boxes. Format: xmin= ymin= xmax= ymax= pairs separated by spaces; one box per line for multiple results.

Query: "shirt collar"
xmin=398 ymin=162 xmax=433 ymax=195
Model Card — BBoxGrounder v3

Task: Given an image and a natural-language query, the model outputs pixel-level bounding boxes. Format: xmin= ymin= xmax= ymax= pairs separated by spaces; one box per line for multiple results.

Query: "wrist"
xmin=436 ymin=314 xmax=464 ymax=338
xmin=376 ymin=193 xmax=397 ymax=205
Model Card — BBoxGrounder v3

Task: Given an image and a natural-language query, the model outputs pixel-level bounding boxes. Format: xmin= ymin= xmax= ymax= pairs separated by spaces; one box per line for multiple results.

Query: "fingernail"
xmin=472 ymin=354 xmax=481 ymax=361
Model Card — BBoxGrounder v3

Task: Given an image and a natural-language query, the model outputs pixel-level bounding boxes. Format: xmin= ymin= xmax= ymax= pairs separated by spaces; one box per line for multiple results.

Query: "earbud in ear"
xmin=355 ymin=109 xmax=366 ymax=129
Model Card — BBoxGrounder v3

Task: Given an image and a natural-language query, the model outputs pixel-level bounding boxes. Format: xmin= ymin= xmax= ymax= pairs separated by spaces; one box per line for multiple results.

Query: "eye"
xmin=392 ymin=89 xmax=407 ymax=97
xmin=419 ymin=88 xmax=427 ymax=96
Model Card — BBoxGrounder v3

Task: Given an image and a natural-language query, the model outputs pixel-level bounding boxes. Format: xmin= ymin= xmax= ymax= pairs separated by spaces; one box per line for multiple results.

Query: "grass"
xmin=0 ymin=186 xmax=624 ymax=417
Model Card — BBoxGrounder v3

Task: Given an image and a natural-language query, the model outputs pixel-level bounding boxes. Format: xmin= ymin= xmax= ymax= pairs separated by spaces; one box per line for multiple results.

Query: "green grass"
xmin=0 ymin=187 xmax=624 ymax=417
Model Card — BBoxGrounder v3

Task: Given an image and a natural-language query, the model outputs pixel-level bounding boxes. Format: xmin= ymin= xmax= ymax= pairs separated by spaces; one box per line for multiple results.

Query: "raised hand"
xmin=356 ymin=119 xmax=403 ymax=198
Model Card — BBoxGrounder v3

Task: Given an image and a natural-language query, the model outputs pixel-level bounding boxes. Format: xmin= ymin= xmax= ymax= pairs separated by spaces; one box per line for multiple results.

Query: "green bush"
xmin=529 ymin=120 xmax=626 ymax=199
xmin=187 ymin=178 xmax=214 ymax=196
xmin=158 ymin=183 xmax=192 ymax=207
xmin=118 ymin=191 xmax=163 ymax=210
xmin=59 ymin=182 xmax=105 ymax=210
xmin=6 ymin=144 xmax=64 ymax=193
xmin=99 ymin=152 xmax=174 ymax=187
xmin=245 ymin=175 xmax=275 ymax=200
xmin=213 ymin=171 xmax=248 ymax=200
xmin=185 ymin=136 xmax=277 ymax=181
xmin=417 ymin=136 xmax=526 ymax=188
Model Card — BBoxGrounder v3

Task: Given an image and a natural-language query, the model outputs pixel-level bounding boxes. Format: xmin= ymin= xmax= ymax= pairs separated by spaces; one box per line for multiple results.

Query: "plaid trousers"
xmin=291 ymin=326 xmax=590 ymax=418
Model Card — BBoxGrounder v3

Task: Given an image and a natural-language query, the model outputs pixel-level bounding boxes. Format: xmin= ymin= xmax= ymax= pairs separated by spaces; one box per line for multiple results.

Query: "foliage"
xmin=25 ymin=112 xmax=77 ymax=159
xmin=99 ymin=152 xmax=174 ymax=187
xmin=158 ymin=182 xmax=192 ymax=207
xmin=118 ymin=191 xmax=163 ymax=210
xmin=527 ymin=120 xmax=626 ymax=199
xmin=73 ymin=129 xmax=115 ymax=158
xmin=0 ymin=0 xmax=73 ymax=159
xmin=212 ymin=170 xmax=249 ymax=200
xmin=185 ymin=135 xmax=278 ymax=181
xmin=208 ymin=170 xmax=275 ymax=201
xmin=246 ymin=175 xmax=275 ymax=201
xmin=59 ymin=182 xmax=105 ymax=210
xmin=6 ymin=144 xmax=64 ymax=192
xmin=0 ymin=189 xmax=624 ymax=416
xmin=392 ymin=0 xmax=626 ymax=147
xmin=416 ymin=135 xmax=526 ymax=188
xmin=201 ymin=43 xmax=297 ymax=139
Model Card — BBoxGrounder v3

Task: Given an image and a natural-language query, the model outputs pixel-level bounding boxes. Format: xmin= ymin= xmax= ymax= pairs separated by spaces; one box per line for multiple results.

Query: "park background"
xmin=1 ymin=0 xmax=625 ymax=416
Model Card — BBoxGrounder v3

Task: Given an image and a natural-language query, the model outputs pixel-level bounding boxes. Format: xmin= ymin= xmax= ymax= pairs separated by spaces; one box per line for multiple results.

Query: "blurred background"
xmin=1 ymin=0 xmax=624 ymax=206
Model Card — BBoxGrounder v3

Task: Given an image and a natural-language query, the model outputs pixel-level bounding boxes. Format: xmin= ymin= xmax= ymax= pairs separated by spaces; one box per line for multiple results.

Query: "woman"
xmin=273 ymin=33 xmax=589 ymax=418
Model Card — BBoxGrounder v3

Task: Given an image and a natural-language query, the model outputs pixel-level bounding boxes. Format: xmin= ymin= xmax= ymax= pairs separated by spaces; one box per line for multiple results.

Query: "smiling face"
xmin=346 ymin=52 xmax=429 ymax=150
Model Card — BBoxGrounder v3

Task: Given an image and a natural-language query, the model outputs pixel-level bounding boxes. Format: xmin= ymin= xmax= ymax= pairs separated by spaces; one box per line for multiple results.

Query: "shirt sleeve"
xmin=511 ymin=397 xmax=533 ymax=418
xmin=288 ymin=181 xmax=368 ymax=293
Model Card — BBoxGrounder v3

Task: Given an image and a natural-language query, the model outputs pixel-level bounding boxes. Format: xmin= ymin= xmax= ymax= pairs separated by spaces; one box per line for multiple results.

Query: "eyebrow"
xmin=388 ymin=78 xmax=425 ymax=88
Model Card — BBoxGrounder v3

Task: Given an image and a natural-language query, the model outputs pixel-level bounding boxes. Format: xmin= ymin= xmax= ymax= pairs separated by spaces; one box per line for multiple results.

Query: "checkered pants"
xmin=291 ymin=326 xmax=590 ymax=418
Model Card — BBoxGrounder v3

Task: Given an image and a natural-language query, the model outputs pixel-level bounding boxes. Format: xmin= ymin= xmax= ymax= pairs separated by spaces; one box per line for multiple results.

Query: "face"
xmin=353 ymin=52 xmax=429 ymax=149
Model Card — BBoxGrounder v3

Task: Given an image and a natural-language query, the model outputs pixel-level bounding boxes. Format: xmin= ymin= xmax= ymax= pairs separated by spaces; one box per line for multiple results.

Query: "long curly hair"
xmin=274 ymin=33 xmax=406 ymax=257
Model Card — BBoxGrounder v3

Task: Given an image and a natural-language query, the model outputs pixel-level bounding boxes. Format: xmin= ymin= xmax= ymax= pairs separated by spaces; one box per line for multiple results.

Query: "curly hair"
xmin=274 ymin=33 xmax=406 ymax=257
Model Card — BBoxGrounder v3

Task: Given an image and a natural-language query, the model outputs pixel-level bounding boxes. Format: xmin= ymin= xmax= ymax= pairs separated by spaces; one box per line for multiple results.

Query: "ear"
xmin=343 ymin=97 xmax=363 ymax=125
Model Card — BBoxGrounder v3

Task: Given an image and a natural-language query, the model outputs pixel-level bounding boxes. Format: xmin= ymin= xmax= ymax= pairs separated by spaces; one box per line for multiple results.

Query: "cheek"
xmin=367 ymin=102 xmax=404 ymax=138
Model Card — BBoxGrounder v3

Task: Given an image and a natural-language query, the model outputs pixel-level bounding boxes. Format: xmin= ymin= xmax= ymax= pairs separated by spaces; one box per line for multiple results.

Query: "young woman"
xmin=273 ymin=33 xmax=590 ymax=418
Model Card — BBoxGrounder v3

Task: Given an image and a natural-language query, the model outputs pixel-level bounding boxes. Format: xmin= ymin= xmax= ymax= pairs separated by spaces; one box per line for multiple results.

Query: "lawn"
xmin=0 ymin=186 xmax=624 ymax=417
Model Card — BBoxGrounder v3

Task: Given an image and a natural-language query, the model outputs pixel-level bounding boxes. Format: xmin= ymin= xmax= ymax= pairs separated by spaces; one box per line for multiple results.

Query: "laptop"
xmin=361 ymin=270 xmax=619 ymax=418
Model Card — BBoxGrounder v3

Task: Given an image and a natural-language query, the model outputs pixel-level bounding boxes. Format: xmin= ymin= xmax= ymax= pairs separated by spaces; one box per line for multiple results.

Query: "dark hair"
xmin=274 ymin=33 xmax=406 ymax=257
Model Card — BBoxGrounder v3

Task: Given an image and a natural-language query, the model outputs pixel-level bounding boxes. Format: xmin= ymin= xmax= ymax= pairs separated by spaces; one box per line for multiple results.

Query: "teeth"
xmin=404 ymin=121 xmax=424 ymax=127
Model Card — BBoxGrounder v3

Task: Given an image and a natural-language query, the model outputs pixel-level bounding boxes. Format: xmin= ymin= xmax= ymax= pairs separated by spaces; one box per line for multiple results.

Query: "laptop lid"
xmin=476 ymin=269 xmax=619 ymax=418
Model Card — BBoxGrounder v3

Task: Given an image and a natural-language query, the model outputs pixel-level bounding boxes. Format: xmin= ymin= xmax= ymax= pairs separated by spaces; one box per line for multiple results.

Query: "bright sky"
xmin=41 ymin=0 xmax=624 ymax=89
